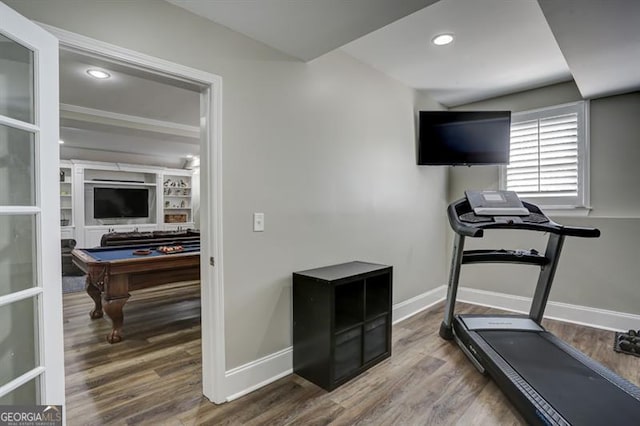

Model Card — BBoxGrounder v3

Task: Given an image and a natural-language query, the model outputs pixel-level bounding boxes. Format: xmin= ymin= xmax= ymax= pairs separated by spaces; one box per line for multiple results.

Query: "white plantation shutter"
xmin=502 ymin=102 xmax=589 ymax=209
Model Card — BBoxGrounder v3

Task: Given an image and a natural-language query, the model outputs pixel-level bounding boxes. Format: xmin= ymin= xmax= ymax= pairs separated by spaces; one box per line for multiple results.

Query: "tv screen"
xmin=418 ymin=111 xmax=511 ymax=165
xmin=94 ymin=187 xmax=149 ymax=219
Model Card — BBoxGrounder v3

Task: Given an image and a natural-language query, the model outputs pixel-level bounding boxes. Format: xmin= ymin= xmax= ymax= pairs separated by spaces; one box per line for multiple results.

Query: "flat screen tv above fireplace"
xmin=93 ymin=187 xmax=149 ymax=219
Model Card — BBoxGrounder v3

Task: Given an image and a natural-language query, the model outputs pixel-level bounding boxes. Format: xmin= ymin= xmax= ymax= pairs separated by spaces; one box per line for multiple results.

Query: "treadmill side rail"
xmin=453 ymin=332 xmax=486 ymax=374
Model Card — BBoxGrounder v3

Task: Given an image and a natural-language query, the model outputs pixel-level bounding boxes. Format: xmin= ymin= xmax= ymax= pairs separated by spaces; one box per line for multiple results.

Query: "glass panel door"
xmin=0 ymin=2 xmax=64 ymax=409
xmin=0 ymin=32 xmax=34 ymax=123
xmin=0 ymin=124 xmax=35 ymax=205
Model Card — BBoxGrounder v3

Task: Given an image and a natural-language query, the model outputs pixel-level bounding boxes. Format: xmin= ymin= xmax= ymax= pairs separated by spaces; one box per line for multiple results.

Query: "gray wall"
xmin=6 ymin=0 xmax=448 ymax=368
xmin=442 ymin=82 xmax=640 ymax=314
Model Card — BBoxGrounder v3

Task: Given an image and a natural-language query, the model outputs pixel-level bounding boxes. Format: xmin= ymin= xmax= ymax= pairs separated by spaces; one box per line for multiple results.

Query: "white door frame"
xmin=39 ymin=24 xmax=227 ymax=403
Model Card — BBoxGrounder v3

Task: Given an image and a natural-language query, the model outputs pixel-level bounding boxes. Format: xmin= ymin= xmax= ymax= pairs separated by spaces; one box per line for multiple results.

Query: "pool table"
xmin=71 ymin=242 xmax=200 ymax=343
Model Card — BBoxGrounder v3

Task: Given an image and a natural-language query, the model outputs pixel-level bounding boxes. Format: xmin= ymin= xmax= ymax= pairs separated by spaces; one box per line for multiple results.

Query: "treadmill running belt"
xmin=480 ymin=330 xmax=640 ymax=425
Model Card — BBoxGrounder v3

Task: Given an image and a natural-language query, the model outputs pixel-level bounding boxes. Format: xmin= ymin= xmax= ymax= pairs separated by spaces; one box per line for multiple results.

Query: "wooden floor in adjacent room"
xmin=63 ymin=283 xmax=640 ymax=425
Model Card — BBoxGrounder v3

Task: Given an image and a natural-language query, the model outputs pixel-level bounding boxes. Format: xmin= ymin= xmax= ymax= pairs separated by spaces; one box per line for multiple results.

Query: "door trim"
xmin=39 ymin=23 xmax=227 ymax=403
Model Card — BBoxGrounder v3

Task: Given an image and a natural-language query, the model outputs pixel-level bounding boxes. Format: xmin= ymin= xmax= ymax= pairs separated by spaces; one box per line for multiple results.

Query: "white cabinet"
xmin=60 ymin=228 xmax=74 ymax=240
xmin=84 ymin=227 xmax=109 ymax=248
xmin=163 ymin=223 xmax=195 ymax=231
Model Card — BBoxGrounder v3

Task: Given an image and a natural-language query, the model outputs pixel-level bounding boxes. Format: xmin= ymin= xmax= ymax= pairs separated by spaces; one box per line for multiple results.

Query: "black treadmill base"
xmin=454 ymin=319 xmax=640 ymax=426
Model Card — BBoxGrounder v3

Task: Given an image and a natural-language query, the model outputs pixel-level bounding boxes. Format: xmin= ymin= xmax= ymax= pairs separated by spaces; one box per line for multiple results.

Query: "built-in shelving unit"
xmin=58 ymin=160 xmax=197 ymax=247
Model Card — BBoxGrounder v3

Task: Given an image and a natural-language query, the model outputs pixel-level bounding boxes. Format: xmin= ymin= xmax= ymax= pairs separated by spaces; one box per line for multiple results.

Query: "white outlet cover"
xmin=253 ymin=212 xmax=264 ymax=232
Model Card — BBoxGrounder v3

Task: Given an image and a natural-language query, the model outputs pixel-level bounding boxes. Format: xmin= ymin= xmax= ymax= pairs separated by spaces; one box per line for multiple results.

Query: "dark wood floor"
xmin=63 ymin=282 xmax=640 ymax=425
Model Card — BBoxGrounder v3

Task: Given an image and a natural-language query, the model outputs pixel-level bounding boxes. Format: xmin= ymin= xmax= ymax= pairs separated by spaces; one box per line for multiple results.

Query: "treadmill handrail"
xmin=448 ymin=198 xmax=600 ymax=238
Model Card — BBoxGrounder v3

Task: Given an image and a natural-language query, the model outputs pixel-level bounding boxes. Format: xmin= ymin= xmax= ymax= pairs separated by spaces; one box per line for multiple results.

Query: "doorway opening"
xmin=48 ymin=26 xmax=226 ymax=414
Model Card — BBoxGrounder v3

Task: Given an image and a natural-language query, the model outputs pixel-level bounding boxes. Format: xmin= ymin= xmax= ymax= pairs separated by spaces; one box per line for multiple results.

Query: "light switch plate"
xmin=253 ymin=212 xmax=264 ymax=232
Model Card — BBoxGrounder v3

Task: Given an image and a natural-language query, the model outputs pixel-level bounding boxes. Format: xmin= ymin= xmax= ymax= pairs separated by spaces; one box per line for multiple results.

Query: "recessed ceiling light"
xmin=86 ymin=69 xmax=111 ymax=79
xmin=59 ymin=140 xmax=64 ymax=144
xmin=432 ymin=34 xmax=454 ymax=46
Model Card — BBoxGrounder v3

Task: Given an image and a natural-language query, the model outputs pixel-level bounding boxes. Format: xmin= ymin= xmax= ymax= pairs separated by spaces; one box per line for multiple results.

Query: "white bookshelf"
xmin=59 ymin=160 xmax=73 ymax=239
xmin=162 ymin=172 xmax=193 ymax=227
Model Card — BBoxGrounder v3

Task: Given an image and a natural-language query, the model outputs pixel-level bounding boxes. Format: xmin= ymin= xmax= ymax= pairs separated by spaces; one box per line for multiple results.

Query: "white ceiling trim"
xmin=60 ymin=103 xmax=200 ymax=139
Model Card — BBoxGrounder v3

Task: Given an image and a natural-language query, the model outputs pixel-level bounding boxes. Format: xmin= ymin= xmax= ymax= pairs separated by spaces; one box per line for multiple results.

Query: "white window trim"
xmin=500 ymin=101 xmax=591 ymax=216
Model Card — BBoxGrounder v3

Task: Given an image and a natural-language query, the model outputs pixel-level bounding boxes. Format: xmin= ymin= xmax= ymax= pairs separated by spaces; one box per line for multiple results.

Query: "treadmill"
xmin=439 ymin=191 xmax=640 ymax=425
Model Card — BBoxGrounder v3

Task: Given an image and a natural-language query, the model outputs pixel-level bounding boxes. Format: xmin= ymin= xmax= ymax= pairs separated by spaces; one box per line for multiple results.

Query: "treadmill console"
xmin=465 ymin=190 xmax=529 ymax=216
xmin=447 ymin=190 xmax=599 ymax=238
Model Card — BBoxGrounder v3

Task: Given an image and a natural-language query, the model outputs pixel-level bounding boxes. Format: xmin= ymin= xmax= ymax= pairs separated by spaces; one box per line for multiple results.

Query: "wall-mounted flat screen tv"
xmin=417 ymin=111 xmax=511 ymax=165
xmin=94 ymin=187 xmax=149 ymax=219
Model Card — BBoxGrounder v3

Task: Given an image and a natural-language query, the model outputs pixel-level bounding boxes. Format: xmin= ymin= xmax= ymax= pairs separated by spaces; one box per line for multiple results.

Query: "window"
xmin=501 ymin=101 xmax=589 ymax=210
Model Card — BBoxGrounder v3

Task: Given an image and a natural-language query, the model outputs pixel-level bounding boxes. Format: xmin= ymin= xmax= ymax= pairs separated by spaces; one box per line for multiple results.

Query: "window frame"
xmin=500 ymin=101 xmax=590 ymax=213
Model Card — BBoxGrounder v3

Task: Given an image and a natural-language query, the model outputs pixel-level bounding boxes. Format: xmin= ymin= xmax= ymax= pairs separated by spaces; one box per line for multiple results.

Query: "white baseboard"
xmin=222 ymin=285 xmax=640 ymax=402
xmin=392 ymin=285 xmax=447 ymax=324
xmin=224 ymin=346 xmax=293 ymax=402
xmin=458 ymin=286 xmax=640 ymax=332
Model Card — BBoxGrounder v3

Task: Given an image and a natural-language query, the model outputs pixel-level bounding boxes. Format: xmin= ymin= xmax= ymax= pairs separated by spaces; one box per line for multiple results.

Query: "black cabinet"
xmin=293 ymin=261 xmax=392 ymax=391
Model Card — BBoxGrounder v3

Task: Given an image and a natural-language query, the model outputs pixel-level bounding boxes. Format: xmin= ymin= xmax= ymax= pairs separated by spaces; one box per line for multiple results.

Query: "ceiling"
xmin=166 ymin=0 xmax=438 ymax=62
xmin=60 ymin=50 xmax=201 ymax=126
xmin=59 ymin=49 xmax=201 ymax=167
xmin=59 ymin=0 xmax=640 ymax=164
xmin=168 ymin=0 xmax=640 ymax=107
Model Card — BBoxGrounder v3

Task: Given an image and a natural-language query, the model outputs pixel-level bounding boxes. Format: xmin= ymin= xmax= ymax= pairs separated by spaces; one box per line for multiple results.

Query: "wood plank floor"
xmin=63 ymin=283 xmax=640 ymax=425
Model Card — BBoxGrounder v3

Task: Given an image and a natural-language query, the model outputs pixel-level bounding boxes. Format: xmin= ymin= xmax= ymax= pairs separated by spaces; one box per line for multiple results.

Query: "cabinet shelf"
xmin=84 ymin=180 xmax=156 ymax=187
xmin=293 ymin=261 xmax=392 ymax=391
xmin=335 ymin=318 xmax=363 ymax=335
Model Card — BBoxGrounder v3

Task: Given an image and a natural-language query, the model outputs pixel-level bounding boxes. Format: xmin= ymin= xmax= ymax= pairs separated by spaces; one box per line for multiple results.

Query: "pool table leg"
xmin=86 ymin=278 xmax=103 ymax=319
xmin=103 ymin=296 xmax=129 ymax=344
xmin=101 ymin=274 xmax=131 ymax=344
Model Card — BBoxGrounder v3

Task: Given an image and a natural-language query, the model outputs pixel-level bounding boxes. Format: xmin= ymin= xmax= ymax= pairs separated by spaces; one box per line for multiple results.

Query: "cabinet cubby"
xmin=293 ymin=261 xmax=392 ymax=391
xmin=334 ymin=280 xmax=364 ymax=332
xmin=366 ymin=274 xmax=390 ymax=319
